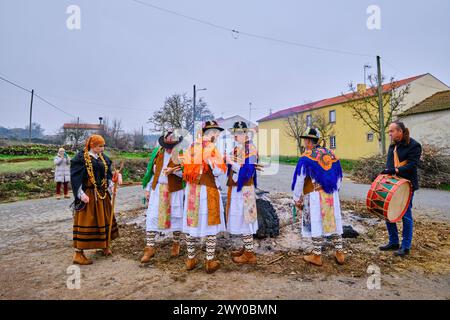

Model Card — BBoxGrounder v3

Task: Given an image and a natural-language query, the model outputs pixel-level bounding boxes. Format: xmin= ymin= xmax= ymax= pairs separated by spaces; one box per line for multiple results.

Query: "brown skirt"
xmin=73 ymin=188 xmax=119 ymax=250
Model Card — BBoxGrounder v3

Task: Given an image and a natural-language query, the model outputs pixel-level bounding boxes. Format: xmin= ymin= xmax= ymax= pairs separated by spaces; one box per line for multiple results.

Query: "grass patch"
xmin=0 ymin=160 xmax=53 ymax=174
xmin=340 ymin=159 xmax=358 ymax=173
xmin=439 ymin=184 xmax=450 ymax=191
xmin=0 ymin=154 xmax=52 ymax=160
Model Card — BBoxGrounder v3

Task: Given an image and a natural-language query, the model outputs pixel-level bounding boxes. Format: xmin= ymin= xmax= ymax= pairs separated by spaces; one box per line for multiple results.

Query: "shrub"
xmin=351 ymin=144 xmax=450 ymax=189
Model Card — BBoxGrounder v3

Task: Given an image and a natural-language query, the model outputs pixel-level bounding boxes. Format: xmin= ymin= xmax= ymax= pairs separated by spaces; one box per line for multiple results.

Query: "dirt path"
xmin=0 ymin=174 xmax=449 ymax=300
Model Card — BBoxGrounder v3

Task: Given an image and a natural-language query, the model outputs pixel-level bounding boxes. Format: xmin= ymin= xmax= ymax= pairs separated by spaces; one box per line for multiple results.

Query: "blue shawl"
xmin=291 ymin=147 xmax=343 ymax=194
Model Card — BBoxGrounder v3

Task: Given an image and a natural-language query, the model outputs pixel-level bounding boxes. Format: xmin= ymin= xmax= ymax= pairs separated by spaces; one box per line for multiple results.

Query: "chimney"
xmin=357 ymin=84 xmax=366 ymax=95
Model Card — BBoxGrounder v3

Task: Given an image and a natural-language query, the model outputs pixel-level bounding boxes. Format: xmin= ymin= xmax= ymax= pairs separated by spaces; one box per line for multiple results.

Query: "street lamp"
xmin=193 ymin=84 xmax=207 ymax=138
xmin=364 ymin=64 xmax=372 ymax=87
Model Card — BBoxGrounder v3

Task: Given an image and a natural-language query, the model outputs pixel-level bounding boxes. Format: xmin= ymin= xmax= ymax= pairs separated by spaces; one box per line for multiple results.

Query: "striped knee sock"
xmin=206 ymin=235 xmax=217 ymax=261
xmin=186 ymin=235 xmax=197 ymax=259
xmin=331 ymin=234 xmax=344 ymax=252
xmin=146 ymin=231 xmax=157 ymax=247
xmin=242 ymin=234 xmax=254 ymax=252
xmin=312 ymin=237 xmax=322 ymax=255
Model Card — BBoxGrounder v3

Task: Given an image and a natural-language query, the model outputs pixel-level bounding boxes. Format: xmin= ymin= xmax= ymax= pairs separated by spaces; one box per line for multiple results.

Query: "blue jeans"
xmin=385 ymin=193 xmax=414 ymax=250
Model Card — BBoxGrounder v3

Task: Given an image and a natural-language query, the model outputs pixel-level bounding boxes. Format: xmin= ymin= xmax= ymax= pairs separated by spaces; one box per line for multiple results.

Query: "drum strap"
xmin=394 ymin=146 xmax=408 ymax=168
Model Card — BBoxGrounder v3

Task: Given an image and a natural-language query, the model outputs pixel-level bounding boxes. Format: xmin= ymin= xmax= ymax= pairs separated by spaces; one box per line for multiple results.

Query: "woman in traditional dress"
xmin=182 ymin=120 xmax=227 ymax=274
xmin=70 ymin=134 xmax=122 ymax=265
xmin=140 ymin=131 xmax=185 ymax=263
xmin=292 ymin=128 xmax=345 ymax=266
xmin=225 ymin=121 xmax=259 ymax=264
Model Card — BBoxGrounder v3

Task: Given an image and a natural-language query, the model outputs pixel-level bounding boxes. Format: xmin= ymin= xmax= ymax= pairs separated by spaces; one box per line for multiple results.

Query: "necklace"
xmin=84 ymin=150 xmax=108 ymax=200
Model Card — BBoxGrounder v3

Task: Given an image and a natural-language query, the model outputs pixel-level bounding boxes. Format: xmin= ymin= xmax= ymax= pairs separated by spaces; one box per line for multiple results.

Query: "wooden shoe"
xmin=141 ymin=246 xmax=155 ymax=263
xmin=205 ymin=259 xmax=220 ymax=274
xmin=170 ymin=242 xmax=181 ymax=257
xmin=232 ymin=251 xmax=257 ymax=264
xmin=303 ymin=254 xmax=323 ymax=266
xmin=185 ymin=257 xmax=198 ymax=271
xmin=230 ymin=247 xmax=245 ymax=258
xmin=335 ymin=251 xmax=345 ymax=265
xmin=73 ymin=251 xmax=93 ymax=265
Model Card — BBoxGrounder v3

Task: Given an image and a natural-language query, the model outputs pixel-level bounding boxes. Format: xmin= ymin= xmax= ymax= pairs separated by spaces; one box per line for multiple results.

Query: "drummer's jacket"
xmin=386 ymin=137 xmax=422 ymax=191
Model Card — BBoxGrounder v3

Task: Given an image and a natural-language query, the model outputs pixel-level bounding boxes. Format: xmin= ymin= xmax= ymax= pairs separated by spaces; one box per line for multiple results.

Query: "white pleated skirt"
xmin=227 ymin=186 xmax=258 ymax=235
xmin=182 ymin=183 xmax=226 ymax=238
xmin=302 ymin=190 xmax=343 ymax=238
xmin=146 ymin=183 xmax=184 ymax=233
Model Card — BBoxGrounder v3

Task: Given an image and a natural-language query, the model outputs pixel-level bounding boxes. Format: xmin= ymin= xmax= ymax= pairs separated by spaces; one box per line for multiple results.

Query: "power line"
xmin=127 ymin=0 xmax=374 ymax=58
xmin=0 ymin=75 xmax=32 ymax=93
xmin=0 ymin=74 xmax=77 ymax=119
xmin=39 ymin=93 xmax=151 ymax=112
xmin=33 ymin=93 xmax=77 ymax=118
xmin=380 ymin=57 xmax=448 ymax=91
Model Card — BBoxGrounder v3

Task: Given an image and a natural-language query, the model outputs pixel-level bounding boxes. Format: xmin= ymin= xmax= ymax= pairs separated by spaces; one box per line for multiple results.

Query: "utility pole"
xmin=249 ymin=102 xmax=252 ymax=124
xmin=376 ymin=55 xmax=386 ymax=155
xmin=28 ymin=89 xmax=34 ymax=143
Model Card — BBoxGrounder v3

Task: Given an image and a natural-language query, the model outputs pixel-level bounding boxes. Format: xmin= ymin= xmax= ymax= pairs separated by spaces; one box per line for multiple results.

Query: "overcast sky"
xmin=1 ymin=0 xmax=449 ymax=135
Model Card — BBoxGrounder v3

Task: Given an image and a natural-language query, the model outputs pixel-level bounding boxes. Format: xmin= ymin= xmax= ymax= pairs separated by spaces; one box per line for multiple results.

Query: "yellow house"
xmin=257 ymin=73 xmax=449 ymax=160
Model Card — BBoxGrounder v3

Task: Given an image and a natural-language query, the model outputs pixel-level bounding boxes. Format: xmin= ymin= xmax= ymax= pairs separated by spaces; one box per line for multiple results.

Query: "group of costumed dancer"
xmin=70 ymin=119 xmax=420 ymax=272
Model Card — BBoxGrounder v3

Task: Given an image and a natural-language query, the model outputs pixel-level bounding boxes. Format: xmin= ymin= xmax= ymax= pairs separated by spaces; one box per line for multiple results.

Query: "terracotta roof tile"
xmin=400 ymin=90 xmax=450 ymax=116
xmin=257 ymin=74 xmax=426 ymax=122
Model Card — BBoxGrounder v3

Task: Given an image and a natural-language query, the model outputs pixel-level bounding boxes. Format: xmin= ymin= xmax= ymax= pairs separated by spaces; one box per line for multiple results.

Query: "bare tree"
xmin=59 ymin=120 xmax=89 ymax=150
xmin=310 ymin=111 xmax=335 ymax=148
xmin=149 ymin=93 xmax=214 ymax=134
xmin=285 ymin=110 xmax=335 ymax=154
xmin=99 ymin=118 xmax=131 ymax=150
xmin=342 ymin=74 xmax=410 ymax=154
xmin=285 ymin=112 xmax=307 ymax=156
xmin=132 ymin=129 xmax=145 ymax=150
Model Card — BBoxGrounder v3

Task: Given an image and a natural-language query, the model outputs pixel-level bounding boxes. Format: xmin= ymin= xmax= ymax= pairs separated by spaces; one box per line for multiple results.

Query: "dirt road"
xmin=0 ymin=167 xmax=449 ymax=300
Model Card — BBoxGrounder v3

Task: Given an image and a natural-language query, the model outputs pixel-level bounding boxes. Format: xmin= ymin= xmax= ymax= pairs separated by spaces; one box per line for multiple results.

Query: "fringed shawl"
xmin=228 ymin=141 xmax=258 ymax=192
xmin=183 ymin=139 xmax=226 ymax=183
xmin=291 ymin=147 xmax=343 ymax=194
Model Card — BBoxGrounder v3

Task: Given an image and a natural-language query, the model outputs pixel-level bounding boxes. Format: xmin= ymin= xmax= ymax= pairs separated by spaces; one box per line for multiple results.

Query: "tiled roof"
xmin=400 ymin=90 xmax=450 ymax=116
xmin=63 ymin=123 xmax=104 ymax=130
xmin=257 ymin=74 xmax=426 ymax=122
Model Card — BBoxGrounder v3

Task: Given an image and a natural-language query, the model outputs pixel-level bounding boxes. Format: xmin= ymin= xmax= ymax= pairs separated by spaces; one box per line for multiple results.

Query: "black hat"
xmin=300 ymin=127 xmax=321 ymax=140
xmin=202 ymin=120 xmax=224 ymax=133
xmin=228 ymin=121 xmax=252 ymax=134
xmin=158 ymin=131 xmax=183 ymax=149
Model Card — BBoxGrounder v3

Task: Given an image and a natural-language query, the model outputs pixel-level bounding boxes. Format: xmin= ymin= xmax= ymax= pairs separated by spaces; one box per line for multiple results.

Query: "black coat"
xmin=70 ymin=150 xmax=113 ymax=199
xmin=385 ymin=138 xmax=422 ymax=190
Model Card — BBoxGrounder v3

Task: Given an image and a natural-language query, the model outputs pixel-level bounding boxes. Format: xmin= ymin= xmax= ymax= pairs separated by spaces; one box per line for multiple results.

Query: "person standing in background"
xmin=54 ymin=147 xmax=71 ymax=199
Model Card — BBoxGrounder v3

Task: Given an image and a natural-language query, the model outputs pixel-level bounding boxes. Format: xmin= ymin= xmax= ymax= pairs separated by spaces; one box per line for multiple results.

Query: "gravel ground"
xmin=0 ymin=167 xmax=449 ymax=300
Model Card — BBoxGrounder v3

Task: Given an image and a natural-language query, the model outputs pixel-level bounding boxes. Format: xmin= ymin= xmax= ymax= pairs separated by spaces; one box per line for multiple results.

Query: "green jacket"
xmin=141 ymin=147 xmax=186 ymax=189
xmin=142 ymin=147 xmax=161 ymax=189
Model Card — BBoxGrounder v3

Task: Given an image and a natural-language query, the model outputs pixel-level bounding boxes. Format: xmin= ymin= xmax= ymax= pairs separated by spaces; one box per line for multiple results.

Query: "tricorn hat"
xmin=300 ymin=127 xmax=321 ymax=140
xmin=158 ymin=131 xmax=183 ymax=149
xmin=202 ymin=120 xmax=224 ymax=133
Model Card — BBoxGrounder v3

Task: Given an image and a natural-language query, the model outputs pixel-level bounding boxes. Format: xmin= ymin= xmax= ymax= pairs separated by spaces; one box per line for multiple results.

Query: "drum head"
xmin=387 ymin=182 xmax=411 ymax=222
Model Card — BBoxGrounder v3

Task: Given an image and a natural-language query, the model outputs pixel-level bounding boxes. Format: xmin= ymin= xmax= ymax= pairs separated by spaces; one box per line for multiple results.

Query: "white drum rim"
xmin=387 ymin=182 xmax=411 ymax=221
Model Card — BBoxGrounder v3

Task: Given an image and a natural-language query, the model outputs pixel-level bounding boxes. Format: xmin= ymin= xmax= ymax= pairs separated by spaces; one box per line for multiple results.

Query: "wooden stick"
xmin=266 ymin=255 xmax=285 ymax=265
